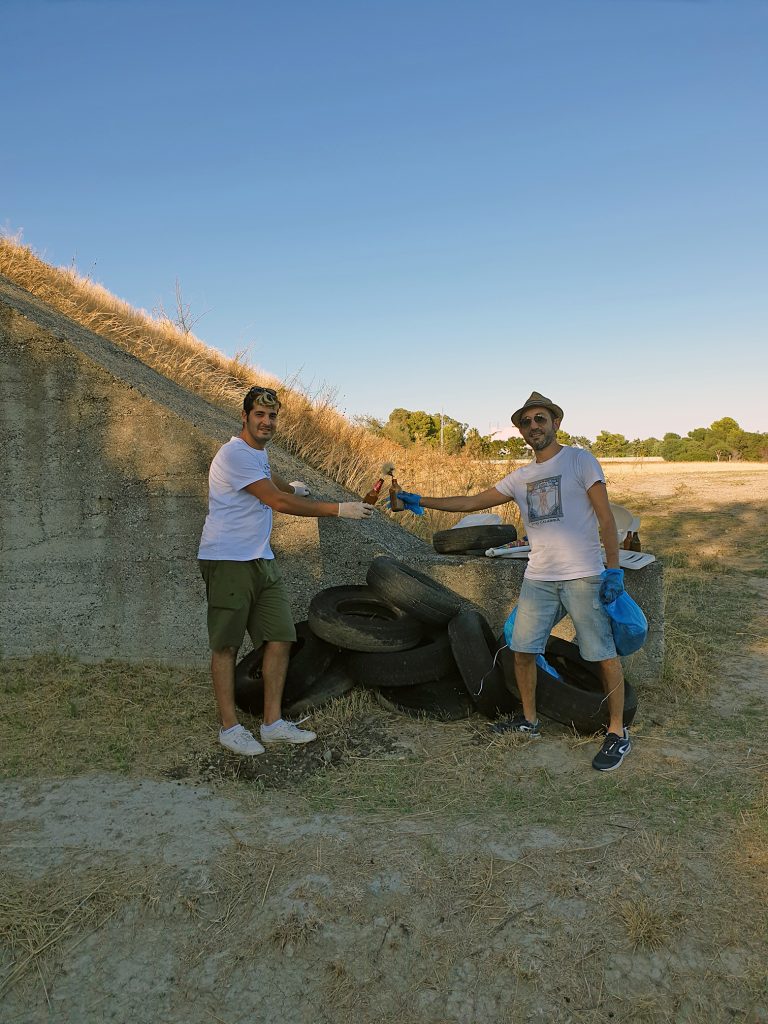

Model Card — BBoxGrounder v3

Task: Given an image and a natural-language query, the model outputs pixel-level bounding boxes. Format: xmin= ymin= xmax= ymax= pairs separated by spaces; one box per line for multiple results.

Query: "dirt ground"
xmin=1 ymin=465 xmax=767 ymax=1024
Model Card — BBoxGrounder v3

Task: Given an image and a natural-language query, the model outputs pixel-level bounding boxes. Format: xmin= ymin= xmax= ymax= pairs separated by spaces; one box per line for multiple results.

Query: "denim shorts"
xmin=511 ymin=576 xmax=617 ymax=662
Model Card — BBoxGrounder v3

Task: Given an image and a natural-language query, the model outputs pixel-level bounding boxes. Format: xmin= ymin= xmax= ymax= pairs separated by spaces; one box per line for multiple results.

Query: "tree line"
xmin=356 ymin=410 xmax=768 ymax=462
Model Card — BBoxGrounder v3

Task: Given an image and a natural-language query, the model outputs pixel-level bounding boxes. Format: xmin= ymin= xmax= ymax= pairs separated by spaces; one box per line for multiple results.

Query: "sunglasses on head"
xmin=245 ymin=385 xmax=280 ymax=406
xmin=519 ymin=413 xmax=550 ymax=428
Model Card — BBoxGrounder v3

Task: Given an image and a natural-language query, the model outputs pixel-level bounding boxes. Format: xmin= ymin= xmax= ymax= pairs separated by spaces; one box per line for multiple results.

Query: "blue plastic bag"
xmin=503 ymin=607 xmax=561 ymax=679
xmin=602 ymin=592 xmax=648 ymax=656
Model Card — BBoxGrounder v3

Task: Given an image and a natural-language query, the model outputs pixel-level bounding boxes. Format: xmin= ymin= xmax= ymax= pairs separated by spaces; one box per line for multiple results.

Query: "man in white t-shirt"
xmin=198 ymin=384 xmax=374 ymax=756
xmin=393 ymin=391 xmax=631 ymax=772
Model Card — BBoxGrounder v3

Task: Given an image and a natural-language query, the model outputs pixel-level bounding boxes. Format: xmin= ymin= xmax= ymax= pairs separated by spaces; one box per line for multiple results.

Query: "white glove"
xmin=338 ymin=502 xmax=374 ymax=520
xmin=290 ymin=481 xmax=311 ymax=497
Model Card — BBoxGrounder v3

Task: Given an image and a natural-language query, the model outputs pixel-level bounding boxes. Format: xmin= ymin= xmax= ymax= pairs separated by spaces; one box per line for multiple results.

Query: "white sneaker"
xmin=219 ymin=724 xmax=265 ymax=756
xmin=260 ymin=719 xmax=317 ymax=745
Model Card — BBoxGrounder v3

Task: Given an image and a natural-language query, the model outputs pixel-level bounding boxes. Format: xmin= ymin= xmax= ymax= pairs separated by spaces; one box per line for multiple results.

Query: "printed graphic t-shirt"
xmin=495 ymin=446 xmax=606 ymax=581
xmin=197 ymin=437 xmax=274 ymax=561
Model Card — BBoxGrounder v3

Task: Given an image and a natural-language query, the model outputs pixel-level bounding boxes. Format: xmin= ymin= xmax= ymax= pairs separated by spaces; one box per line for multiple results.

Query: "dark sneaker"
xmin=592 ymin=728 xmax=632 ymax=771
xmin=490 ymin=714 xmax=541 ymax=738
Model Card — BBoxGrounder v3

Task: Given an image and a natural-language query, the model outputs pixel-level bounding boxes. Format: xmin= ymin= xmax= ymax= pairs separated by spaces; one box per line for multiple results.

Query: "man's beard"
xmin=528 ymin=428 xmax=555 ymax=451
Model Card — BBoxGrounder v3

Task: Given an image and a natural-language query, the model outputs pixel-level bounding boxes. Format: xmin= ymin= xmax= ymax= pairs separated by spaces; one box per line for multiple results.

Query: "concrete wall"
xmin=0 ymin=277 xmax=344 ymax=663
xmin=0 ymin=274 xmax=664 ymax=683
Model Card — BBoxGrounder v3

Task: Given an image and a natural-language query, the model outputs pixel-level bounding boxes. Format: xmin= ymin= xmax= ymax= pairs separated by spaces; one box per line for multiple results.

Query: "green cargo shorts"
xmin=199 ymin=559 xmax=297 ymax=652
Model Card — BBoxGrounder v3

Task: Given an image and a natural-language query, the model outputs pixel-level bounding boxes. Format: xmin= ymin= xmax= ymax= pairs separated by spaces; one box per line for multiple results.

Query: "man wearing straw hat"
xmin=198 ymin=384 xmax=374 ymax=756
xmin=392 ymin=391 xmax=630 ymax=772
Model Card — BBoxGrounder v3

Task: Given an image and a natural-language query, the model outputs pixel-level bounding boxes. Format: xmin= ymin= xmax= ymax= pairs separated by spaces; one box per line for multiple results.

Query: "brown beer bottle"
xmin=388 ymin=476 xmax=405 ymax=512
xmin=362 ymin=477 xmax=385 ymax=505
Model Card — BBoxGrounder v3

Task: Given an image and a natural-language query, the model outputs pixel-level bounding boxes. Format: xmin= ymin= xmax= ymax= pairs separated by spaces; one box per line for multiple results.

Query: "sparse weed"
xmin=270 ymin=908 xmax=322 ymax=951
xmin=620 ymin=897 xmax=669 ymax=950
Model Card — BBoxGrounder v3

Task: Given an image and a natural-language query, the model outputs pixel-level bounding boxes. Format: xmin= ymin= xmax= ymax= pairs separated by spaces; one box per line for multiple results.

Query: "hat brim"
xmin=511 ymin=402 xmax=564 ymax=428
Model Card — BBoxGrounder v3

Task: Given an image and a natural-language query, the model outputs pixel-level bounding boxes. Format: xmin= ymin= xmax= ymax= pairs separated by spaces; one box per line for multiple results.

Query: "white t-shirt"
xmin=198 ymin=437 xmax=274 ymax=561
xmin=495 ymin=446 xmax=605 ymax=581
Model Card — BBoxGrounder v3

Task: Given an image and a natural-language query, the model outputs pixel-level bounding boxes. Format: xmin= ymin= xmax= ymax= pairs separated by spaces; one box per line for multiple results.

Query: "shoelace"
xmin=268 ymin=717 xmax=311 ymax=730
xmin=601 ymin=733 xmax=625 ymax=752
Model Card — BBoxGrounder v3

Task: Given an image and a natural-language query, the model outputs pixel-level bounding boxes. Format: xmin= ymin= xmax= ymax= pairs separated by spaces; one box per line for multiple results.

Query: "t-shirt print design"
xmin=526 ymin=476 xmax=563 ymax=524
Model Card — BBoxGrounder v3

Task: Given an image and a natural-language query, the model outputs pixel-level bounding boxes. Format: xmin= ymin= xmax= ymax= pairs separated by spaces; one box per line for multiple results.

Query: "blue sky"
xmin=3 ymin=0 xmax=767 ymax=439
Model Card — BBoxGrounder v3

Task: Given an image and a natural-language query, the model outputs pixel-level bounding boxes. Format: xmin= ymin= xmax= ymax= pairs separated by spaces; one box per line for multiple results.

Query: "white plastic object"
xmin=485 ymin=545 xmax=531 ymax=558
xmin=617 ymin=550 xmax=656 ymax=569
xmin=609 ymin=503 xmax=636 ymax=541
xmin=451 ymin=513 xmax=502 ymax=530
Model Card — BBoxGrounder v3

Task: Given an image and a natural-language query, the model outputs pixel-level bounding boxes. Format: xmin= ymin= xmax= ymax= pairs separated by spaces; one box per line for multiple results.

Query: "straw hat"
xmin=510 ymin=391 xmax=564 ymax=428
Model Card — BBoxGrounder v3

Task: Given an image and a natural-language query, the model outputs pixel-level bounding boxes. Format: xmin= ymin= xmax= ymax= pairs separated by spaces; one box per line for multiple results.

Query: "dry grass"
xmin=0 ymin=236 xmax=521 ymax=537
xmin=620 ymin=898 xmax=669 ymax=950
xmin=606 ymin=462 xmax=768 ymax=576
xmin=2 ymin=819 xmax=764 ymax=1020
xmin=0 ymin=654 xmax=212 ymax=778
xmin=0 ymin=864 xmax=163 ymax=998
xmin=178 ymin=838 xmax=308 ymax=967
xmin=269 ymin=908 xmax=323 ymax=951
xmin=731 ymin=774 xmax=768 ymax=905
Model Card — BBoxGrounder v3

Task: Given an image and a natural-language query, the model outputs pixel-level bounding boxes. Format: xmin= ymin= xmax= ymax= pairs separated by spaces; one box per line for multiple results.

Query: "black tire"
xmin=448 ymin=608 xmax=520 ymax=718
xmin=497 ymin=633 xmax=638 ymax=733
xmin=544 ymin=637 xmax=604 ymax=693
xmin=366 ymin=556 xmax=462 ymax=627
xmin=376 ymin=672 xmax=475 ymax=721
xmin=346 ymin=630 xmax=457 ymax=689
xmin=308 ymin=585 xmax=423 ymax=653
xmin=234 ymin=642 xmax=266 ymax=716
xmin=283 ymin=657 xmax=356 ymax=716
xmin=234 ymin=622 xmax=337 ymax=716
xmin=432 ymin=524 xmax=518 ymax=555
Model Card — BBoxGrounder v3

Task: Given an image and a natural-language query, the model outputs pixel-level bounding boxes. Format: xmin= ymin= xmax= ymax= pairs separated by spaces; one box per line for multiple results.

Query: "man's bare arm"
xmin=587 ymin=481 xmax=619 ymax=569
xmin=244 ymin=478 xmax=341 ymax=517
xmin=270 ymin=473 xmax=295 ymax=494
xmin=419 ymin=486 xmax=511 ymax=514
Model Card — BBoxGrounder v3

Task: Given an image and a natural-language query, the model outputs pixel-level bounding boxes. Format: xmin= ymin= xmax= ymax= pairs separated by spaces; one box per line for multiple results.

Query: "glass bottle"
xmin=388 ymin=476 xmax=404 ymax=512
xmin=362 ymin=477 xmax=385 ymax=504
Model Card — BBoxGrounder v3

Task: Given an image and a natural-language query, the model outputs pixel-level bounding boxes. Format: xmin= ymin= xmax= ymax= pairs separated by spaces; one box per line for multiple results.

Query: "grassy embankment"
xmin=0 ymin=236 xmax=520 ymax=540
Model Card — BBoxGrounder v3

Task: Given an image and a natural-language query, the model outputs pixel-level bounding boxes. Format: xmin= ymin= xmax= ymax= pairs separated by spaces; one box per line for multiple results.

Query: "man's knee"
xmin=212 ymin=647 xmax=237 ymax=659
xmin=514 ymin=651 xmax=536 ymax=666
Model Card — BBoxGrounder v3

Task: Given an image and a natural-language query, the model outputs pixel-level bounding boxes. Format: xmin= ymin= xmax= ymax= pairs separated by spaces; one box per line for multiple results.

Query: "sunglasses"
xmin=245 ymin=385 xmax=280 ymax=407
xmin=519 ymin=413 xmax=550 ymax=428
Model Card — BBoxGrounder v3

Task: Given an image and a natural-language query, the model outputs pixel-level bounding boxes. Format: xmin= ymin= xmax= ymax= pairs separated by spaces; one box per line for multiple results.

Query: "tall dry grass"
xmin=0 ymin=236 xmax=520 ymax=536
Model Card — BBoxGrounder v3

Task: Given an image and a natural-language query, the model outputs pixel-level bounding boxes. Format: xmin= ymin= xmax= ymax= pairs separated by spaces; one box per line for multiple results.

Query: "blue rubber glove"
xmin=599 ymin=568 xmax=625 ymax=605
xmin=386 ymin=490 xmax=424 ymax=516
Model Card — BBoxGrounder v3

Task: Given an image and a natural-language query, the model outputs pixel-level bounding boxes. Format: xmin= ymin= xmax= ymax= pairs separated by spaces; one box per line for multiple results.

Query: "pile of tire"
xmin=234 ymin=555 xmax=638 ymax=731
xmin=432 ymin=523 xmax=519 ymax=556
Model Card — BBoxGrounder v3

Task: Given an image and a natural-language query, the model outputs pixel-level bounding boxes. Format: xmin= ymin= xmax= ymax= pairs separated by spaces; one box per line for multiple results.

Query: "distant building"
xmin=487 ymin=424 xmax=523 ymax=443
